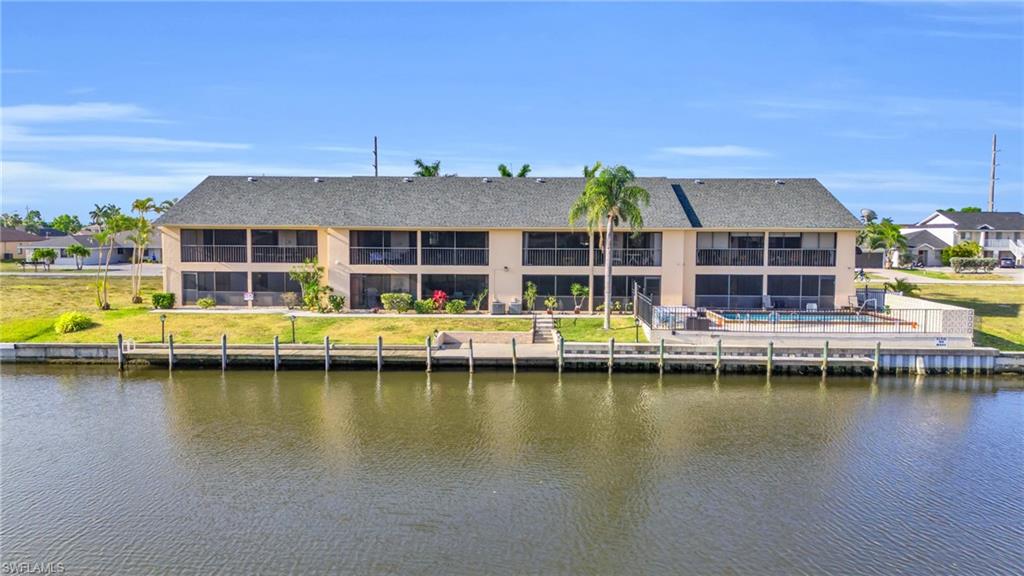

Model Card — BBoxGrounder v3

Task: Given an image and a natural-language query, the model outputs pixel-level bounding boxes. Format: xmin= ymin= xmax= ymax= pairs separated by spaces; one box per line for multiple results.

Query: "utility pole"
xmin=373 ymin=136 xmax=379 ymax=177
xmin=988 ymin=133 xmax=998 ymax=212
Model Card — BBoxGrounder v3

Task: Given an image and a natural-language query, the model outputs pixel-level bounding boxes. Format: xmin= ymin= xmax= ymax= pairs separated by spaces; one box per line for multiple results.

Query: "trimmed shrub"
xmin=950 ymin=257 xmax=997 ymax=274
xmin=151 ymin=292 xmax=175 ymax=309
xmin=196 ymin=297 xmax=217 ymax=309
xmin=380 ymin=292 xmax=414 ymax=312
xmin=327 ymin=294 xmax=345 ymax=313
xmin=941 ymin=241 xmax=982 ymax=266
xmin=414 ymin=299 xmax=435 ymax=314
xmin=281 ymin=292 xmax=300 ymax=309
xmin=54 ymin=311 xmax=93 ymax=334
xmin=445 ymin=299 xmax=467 ymax=314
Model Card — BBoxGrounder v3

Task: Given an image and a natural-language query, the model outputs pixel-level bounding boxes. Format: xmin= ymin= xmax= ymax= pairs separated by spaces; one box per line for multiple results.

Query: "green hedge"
xmin=151 ymin=292 xmax=175 ymax=309
xmin=445 ymin=299 xmax=467 ymax=314
xmin=950 ymin=257 xmax=997 ymax=273
xmin=54 ymin=311 xmax=93 ymax=334
xmin=414 ymin=299 xmax=435 ymax=314
xmin=380 ymin=292 xmax=414 ymax=312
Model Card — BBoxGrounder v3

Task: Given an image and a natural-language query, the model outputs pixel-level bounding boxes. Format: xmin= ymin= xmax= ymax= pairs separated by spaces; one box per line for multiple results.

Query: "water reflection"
xmin=2 ymin=366 xmax=1020 ymax=575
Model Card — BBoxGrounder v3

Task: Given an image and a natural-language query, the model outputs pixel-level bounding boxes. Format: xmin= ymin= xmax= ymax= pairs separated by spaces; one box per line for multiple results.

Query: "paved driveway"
xmin=866 ymin=267 xmax=1022 ymax=285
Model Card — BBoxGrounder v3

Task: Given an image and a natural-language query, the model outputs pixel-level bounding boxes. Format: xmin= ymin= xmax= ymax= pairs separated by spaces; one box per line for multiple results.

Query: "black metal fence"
xmin=649 ymin=306 xmax=952 ymax=334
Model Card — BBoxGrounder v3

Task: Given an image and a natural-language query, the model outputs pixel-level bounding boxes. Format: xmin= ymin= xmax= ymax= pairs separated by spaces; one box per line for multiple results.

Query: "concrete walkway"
xmin=0 ymin=263 xmax=162 ymax=277
xmin=866 ymin=267 xmax=1022 ymax=285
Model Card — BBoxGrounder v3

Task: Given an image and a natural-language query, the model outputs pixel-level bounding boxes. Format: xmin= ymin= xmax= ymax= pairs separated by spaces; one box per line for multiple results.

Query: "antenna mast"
xmin=373 ymin=136 xmax=379 ymax=177
xmin=988 ymin=133 xmax=997 ymax=212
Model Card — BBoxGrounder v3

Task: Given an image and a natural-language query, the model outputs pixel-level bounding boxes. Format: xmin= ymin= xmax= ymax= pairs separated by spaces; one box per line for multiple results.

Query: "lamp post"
xmin=289 ymin=314 xmax=297 ymax=344
xmin=160 ymin=314 xmax=167 ymax=344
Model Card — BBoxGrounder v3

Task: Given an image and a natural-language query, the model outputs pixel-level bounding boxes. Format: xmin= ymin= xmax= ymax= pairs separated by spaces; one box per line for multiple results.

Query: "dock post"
xmin=714 ymin=339 xmax=722 ymax=375
xmin=658 ymin=338 xmax=665 ymax=374
xmin=468 ymin=338 xmax=475 ymax=373
xmin=873 ymin=341 xmax=881 ymax=376
xmin=324 ymin=336 xmax=331 ymax=372
xmin=425 ymin=336 xmax=432 ymax=373
xmin=511 ymin=337 xmax=517 ymax=373
xmin=915 ymin=355 xmax=926 ymax=376
xmin=167 ymin=334 xmax=175 ymax=370
xmin=767 ymin=341 xmax=774 ymax=374
xmin=608 ymin=338 xmax=615 ymax=374
xmin=558 ymin=334 xmax=564 ymax=373
xmin=821 ymin=340 xmax=829 ymax=374
xmin=376 ymin=335 xmax=383 ymax=372
xmin=221 ymin=334 xmax=227 ymax=371
xmin=116 ymin=333 xmax=124 ymax=371
xmin=273 ymin=335 xmax=280 ymax=371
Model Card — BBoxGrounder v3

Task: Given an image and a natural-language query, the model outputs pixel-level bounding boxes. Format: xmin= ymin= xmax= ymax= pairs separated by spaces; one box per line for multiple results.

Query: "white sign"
xmin=935 ymin=337 xmax=947 ymax=348
xmin=243 ymin=292 xmax=254 ymax=302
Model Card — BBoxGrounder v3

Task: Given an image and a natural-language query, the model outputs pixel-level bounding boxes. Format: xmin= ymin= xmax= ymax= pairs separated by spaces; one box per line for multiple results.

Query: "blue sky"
xmin=2 ymin=2 xmax=1022 ymax=223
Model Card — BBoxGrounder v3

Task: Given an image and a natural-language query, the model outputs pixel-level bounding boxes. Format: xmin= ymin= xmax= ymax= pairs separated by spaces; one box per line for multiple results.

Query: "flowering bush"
xmin=432 ymin=290 xmax=448 ymax=311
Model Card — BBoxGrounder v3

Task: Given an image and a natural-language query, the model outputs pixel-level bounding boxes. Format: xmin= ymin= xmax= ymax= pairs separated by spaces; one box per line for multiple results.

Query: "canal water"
xmin=1 ymin=366 xmax=1021 ymax=575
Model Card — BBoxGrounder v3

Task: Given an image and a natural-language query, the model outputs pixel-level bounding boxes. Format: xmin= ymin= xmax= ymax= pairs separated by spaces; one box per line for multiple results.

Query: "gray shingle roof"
xmin=669 ymin=178 xmax=862 ymax=229
xmin=0 ymin=228 xmax=45 ymax=242
xmin=155 ymin=176 xmax=861 ymax=230
xmin=904 ymin=230 xmax=949 ymax=249
xmin=934 ymin=211 xmax=1024 ymax=230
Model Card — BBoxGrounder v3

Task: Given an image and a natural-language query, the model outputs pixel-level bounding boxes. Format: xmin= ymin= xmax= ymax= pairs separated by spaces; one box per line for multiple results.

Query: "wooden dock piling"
xmin=607 ymin=338 xmax=615 ymax=373
xmin=116 ymin=333 xmax=124 ymax=371
xmin=167 ymin=334 xmax=175 ymax=370
xmin=511 ymin=337 xmax=517 ymax=373
xmin=873 ymin=341 xmax=881 ymax=376
xmin=273 ymin=335 xmax=280 ymax=371
xmin=468 ymin=338 xmax=475 ymax=373
xmin=658 ymin=338 xmax=665 ymax=374
xmin=767 ymin=341 xmax=774 ymax=374
xmin=376 ymin=335 xmax=383 ymax=372
xmin=714 ymin=339 xmax=722 ymax=375
xmin=221 ymin=334 xmax=227 ymax=371
xmin=324 ymin=336 xmax=331 ymax=372
xmin=558 ymin=335 xmax=564 ymax=373
xmin=425 ymin=336 xmax=432 ymax=373
xmin=821 ymin=340 xmax=829 ymax=373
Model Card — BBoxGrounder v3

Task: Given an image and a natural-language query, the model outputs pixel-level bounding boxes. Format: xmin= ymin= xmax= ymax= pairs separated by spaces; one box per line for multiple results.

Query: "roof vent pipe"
xmin=247 ymin=176 xmax=257 ymax=182
xmin=694 ymin=179 xmax=704 ymax=184
xmin=775 ymin=179 xmax=785 ymax=185
xmin=482 ymin=177 xmax=491 ymax=183
xmin=403 ymin=177 xmax=413 ymax=183
xmin=535 ymin=178 xmax=545 ymax=183
xmin=313 ymin=177 xmax=323 ymax=183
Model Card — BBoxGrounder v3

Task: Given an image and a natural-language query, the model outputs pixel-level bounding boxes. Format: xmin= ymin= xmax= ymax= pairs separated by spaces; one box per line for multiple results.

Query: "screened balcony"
xmin=593 ymin=232 xmax=662 ymax=267
xmin=350 ymin=231 xmax=417 ymax=265
xmin=180 ymin=229 xmax=247 ymax=263
xmin=522 ymin=232 xmax=590 ymax=266
xmin=767 ymin=233 xmax=837 ymax=267
xmin=251 ymin=229 xmax=318 ymax=263
xmin=696 ymin=232 xmax=764 ymax=266
xmin=421 ymin=231 xmax=489 ymax=266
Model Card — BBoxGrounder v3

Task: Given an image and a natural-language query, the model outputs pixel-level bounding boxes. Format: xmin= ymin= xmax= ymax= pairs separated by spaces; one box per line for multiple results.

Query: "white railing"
xmin=181 ymin=245 xmax=247 ymax=263
xmin=421 ymin=247 xmax=489 ymax=266
xmin=251 ymin=245 xmax=318 ymax=263
xmin=594 ymin=248 xmax=662 ymax=267
xmin=768 ymin=248 xmax=836 ymax=267
xmin=522 ymin=248 xmax=590 ymax=267
xmin=350 ymin=247 xmax=417 ymax=265
xmin=696 ymin=248 xmax=764 ymax=266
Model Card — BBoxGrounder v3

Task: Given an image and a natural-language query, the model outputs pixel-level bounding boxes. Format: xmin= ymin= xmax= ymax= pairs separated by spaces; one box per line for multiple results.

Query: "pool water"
xmin=717 ymin=311 xmax=891 ymax=323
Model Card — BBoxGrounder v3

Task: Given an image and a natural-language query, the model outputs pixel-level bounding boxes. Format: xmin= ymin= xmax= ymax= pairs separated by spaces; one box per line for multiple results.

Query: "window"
xmin=593 ymin=275 xmax=661 ymax=307
xmin=523 ymin=275 xmax=589 ymax=311
xmin=766 ymin=275 xmax=835 ymax=309
xmin=251 ymin=272 xmax=302 ymax=306
xmin=422 ymin=274 xmax=488 ymax=308
xmin=182 ymin=271 xmax=248 ymax=305
xmin=768 ymin=233 xmax=801 ymax=249
xmin=695 ymin=274 xmax=762 ymax=308
xmin=350 ymin=274 xmax=417 ymax=309
xmin=181 ymin=229 xmax=246 ymax=246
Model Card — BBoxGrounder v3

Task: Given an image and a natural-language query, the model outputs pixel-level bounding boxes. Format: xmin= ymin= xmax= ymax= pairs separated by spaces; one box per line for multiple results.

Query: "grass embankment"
xmin=859 ymin=282 xmax=1024 ymax=350
xmin=0 ymin=276 xmax=530 ymax=344
xmin=556 ymin=316 xmax=648 ymax=343
xmin=895 ymin=269 xmax=1008 ymax=281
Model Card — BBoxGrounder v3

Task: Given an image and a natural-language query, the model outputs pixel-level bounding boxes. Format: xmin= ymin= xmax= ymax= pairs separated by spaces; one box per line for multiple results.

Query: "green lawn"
xmin=0 ymin=276 xmax=530 ymax=344
xmin=556 ymin=316 xmax=648 ymax=343
xmin=895 ymin=268 xmax=1008 ymax=281
xmin=859 ymin=281 xmax=1024 ymax=350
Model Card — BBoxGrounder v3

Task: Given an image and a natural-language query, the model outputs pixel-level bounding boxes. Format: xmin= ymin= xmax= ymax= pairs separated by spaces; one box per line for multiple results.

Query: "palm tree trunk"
xmin=102 ymin=240 xmax=114 ymax=309
xmin=604 ymin=215 xmax=614 ymax=330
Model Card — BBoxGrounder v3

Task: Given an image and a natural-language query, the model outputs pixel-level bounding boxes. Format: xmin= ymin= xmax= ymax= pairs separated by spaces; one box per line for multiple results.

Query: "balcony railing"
xmin=767 ymin=248 xmax=836 ymax=267
xmin=181 ymin=245 xmax=247 ymax=263
xmin=421 ymin=247 xmax=489 ymax=266
xmin=350 ymin=247 xmax=417 ymax=265
xmin=251 ymin=245 xmax=318 ymax=263
xmin=594 ymin=248 xmax=662 ymax=267
xmin=523 ymin=248 xmax=590 ymax=267
xmin=696 ymin=248 xmax=764 ymax=266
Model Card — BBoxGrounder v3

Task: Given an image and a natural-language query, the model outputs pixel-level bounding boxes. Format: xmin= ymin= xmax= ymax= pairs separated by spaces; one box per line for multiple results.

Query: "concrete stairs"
xmin=533 ymin=314 xmax=557 ymax=345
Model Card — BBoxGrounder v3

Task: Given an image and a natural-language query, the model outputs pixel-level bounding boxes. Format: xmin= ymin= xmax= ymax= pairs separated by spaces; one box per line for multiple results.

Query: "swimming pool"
xmin=715 ymin=311 xmax=895 ymax=324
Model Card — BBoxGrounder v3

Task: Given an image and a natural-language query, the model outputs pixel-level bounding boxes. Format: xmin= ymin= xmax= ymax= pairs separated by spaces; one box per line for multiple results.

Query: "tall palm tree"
xmin=413 ymin=159 xmax=441 ymax=177
xmin=154 ymin=198 xmax=177 ymax=214
xmin=498 ymin=163 xmax=532 ymax=178
xmin=95 ymin=213 xmax=133 ymax=310
xmin=129 ymin=198 xmax=156 ymax=302
xmin=569 ymin=165 xmax=649 ymax=329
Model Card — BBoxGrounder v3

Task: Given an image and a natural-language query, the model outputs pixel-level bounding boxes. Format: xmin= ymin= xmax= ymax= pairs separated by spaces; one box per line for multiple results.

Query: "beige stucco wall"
xmin=159 ymin=225 xmax=858 ymax=309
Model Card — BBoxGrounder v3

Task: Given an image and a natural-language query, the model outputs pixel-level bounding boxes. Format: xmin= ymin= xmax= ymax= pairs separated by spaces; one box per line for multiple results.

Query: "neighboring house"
xmin=155 ymin=176 xmax=862 ymax=310
xmin=901 ymin=211 xmax=1024 ymax=266
xmin=0 ymin=227 xmax=46 ymax=260
xmin=902 ymin=230 xmax=949 ymax=267
xmin=24 ymin=231 xmax=163 ymax=266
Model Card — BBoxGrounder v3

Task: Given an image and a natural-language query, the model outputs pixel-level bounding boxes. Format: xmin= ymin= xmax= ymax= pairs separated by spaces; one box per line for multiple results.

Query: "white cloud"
xmin=4 ymin=127 xmax=249 ymax=151
xmin=658 ymin=145 xmax=771 ymax=158
xmin=1 ymin=102 xmax=155 ymax=124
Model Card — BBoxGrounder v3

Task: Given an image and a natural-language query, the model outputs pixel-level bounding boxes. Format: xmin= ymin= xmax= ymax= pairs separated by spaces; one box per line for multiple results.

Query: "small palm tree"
xmin=863 ymin=217 xmax=907 ymax=268
xmin=413 ymin=159 xmax=441 ymax=177
xmin=883 ymin=277 xmax=920 ymax=297
xmin=33 ymin=248 xmax=57 ymax=270
xmin=498 ymin=164 xmax=532 ymax=178
xmin=569 ymin=164 xmax=649 ymax=329
xmin=94 ymin=213 xmax=134 ymax=310
xmin=129 ymin=198 xmax=156 ymax=303
xmin=66 ymin=244 xmax=91 ymax=270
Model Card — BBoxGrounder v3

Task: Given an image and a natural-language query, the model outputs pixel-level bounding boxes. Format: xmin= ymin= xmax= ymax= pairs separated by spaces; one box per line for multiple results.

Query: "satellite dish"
xmin=860 ymin=208 xmax=877 ymax=222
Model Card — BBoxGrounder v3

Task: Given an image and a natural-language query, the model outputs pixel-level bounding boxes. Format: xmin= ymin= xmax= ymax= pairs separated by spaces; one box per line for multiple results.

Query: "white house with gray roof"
xmin=154 ymin=176 xmax=861 ymax=310
xmin=901 ymin=210 xmax=1024 ymax=266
